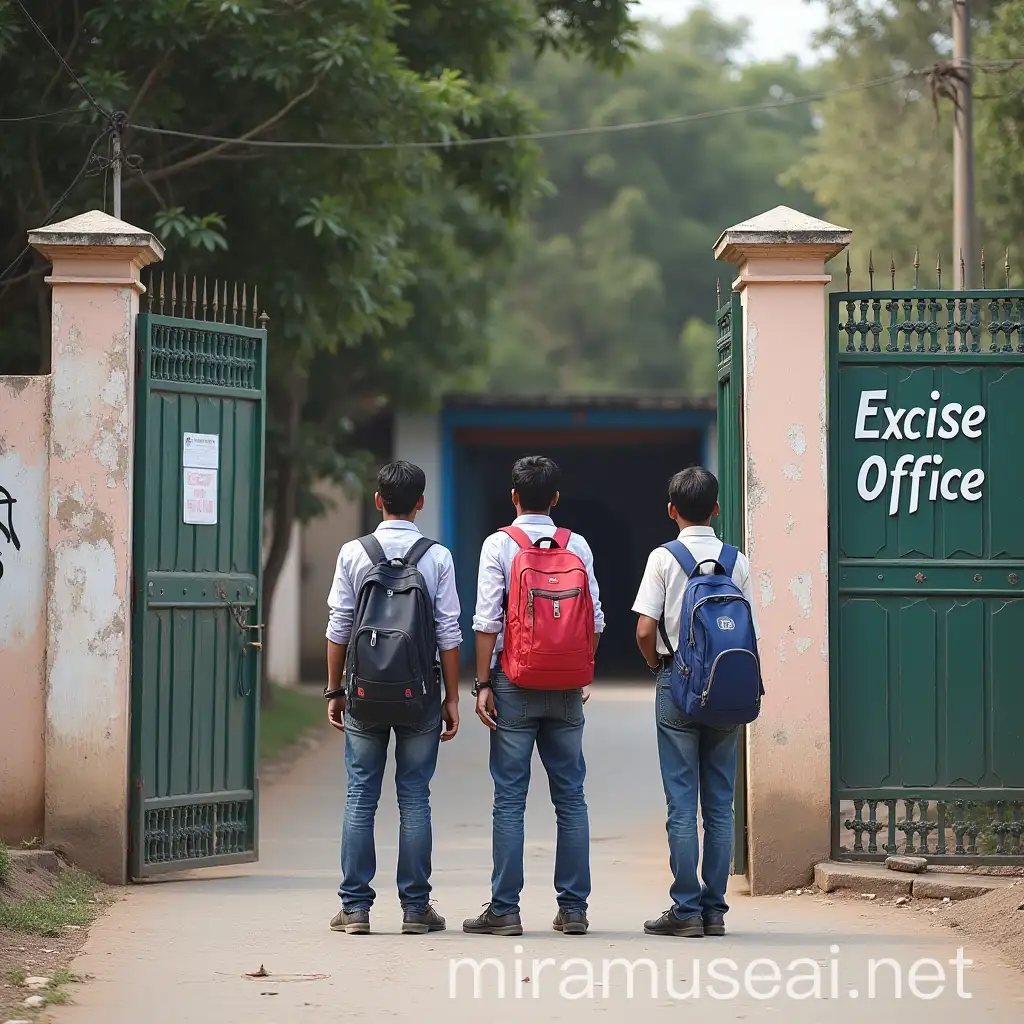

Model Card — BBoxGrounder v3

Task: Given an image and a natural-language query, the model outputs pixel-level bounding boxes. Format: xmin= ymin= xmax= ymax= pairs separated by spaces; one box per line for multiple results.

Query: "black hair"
xmin=377 ymin=460 xmax=426 ymax=516
xmin=512 ymin=456 xmax=561 ymax=513
xmin=668 ymin=466 xmax=719 ymax=523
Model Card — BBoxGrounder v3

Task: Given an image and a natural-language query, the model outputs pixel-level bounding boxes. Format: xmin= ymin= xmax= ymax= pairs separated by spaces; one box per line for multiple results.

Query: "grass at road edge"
xmin=260 ymin=683 xmax=324 ymax=764
xmin=0 ymin=867 xmax=99 ymax=936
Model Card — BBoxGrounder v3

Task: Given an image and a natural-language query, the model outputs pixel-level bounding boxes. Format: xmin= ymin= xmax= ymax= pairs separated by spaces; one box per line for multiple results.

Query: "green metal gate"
xmin=830 ymin=275 xmax=1024 ymax=862
xmin=716 ymin=287 xmax=748 ymax=875
xmin=130 ymin=277 xmax=268 ymax=878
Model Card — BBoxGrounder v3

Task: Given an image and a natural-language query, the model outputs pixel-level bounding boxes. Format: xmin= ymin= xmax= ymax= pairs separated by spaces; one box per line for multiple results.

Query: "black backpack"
xmin=346 ymin=535 xmax=440 ymax=726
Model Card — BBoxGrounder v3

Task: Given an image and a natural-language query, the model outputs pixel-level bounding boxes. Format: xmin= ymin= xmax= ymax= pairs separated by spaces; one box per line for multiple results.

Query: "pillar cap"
xmin=714 ymin=206 xmax=851 ymax=264
xmin=29 ymin=210 xmax=164 ymax=265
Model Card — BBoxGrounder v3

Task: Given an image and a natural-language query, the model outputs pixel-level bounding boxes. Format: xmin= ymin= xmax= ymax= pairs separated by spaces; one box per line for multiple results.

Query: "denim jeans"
xmin=488 ymin=670 xmax=591 ymax=917
xmin=339 ymin=710 xmax=441 ymax=912
xmin=655 ymin=671 xmax=740 ymax=919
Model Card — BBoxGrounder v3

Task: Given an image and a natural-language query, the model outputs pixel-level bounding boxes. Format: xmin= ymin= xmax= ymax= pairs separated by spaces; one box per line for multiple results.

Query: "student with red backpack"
xmin=464 ymin=456 xmax=604 ymax=937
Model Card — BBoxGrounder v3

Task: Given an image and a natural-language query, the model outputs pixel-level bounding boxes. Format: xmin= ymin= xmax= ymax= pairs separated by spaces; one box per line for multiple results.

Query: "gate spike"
xmin=716 ymin=278 xmax=721 ymax=310
xmin=190 ymin=277 xmax=197 ymax=319
xmin=890 ymin=255 xmax=896 ymax=290
xmin=257 ymin=309 xmax=269 ymax=331
xmin=222 ymin=281 xmax=229 ymax=324
xmin=159 ymin=273 xmax=166 ymax=315
xmin=251 ymin=286 xmax=258 ymax=327
xmin=936 ymin=253 xmax=942 ymax=289
xmin=212 ymin=280 xmax=219 ymax=320
xmin=1006 ymin=248 xmax=1011 ymax=288
xmin=960 ymin=249 xmax=966 ymax=290
xmin=232 ymin=282 xmax=239 ymax=325
xmin=913 ymin=247 xmax=920 ymax=290
xmin=241 ymin=284 xmax=248 ymax=324
xmin=845 ymin=250 xmax=851 ymax=290
xmin=981 ymin=248 xmax=987 ymax=289
xmin=171 ymin=274 xmax=178 ymax=317
xmin=201 ymin=278 xmax=209 ymax=321
xmin=144 ymin=271 xmax=152 ymax=312
xmin=868 ymin=250 xmax=875 ymax=291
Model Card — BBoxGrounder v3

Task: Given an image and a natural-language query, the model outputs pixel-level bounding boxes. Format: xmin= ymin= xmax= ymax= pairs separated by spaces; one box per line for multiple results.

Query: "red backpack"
xmin=500 ymin=526 xmax=595 ymax=690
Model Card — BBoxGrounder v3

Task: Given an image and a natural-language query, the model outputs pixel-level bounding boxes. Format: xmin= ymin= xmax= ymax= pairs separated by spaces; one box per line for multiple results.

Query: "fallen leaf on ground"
xmin=245 ymin=966 xmax=268 ymax=978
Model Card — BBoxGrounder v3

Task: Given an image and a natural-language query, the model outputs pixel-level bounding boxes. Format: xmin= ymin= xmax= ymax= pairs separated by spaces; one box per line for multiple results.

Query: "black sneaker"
xmin=552 ymin=909 xmax=589 ymax=935
xmin=463 ymin=904 xmax=524 ymax=936
xmin=403 ymin=904 xmax=446 ymax=935
xmin=330 ymin=908 xmax=370 ymax=935
xmin=703 ymin=911 xmax=726 ymax=936
xmin=643 ymin=909 xmax=704 ymax=938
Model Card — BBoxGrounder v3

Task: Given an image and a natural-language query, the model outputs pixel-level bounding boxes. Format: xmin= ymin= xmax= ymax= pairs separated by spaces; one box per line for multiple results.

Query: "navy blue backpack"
xmin=658 ymin=541 xmax=763 ymax=725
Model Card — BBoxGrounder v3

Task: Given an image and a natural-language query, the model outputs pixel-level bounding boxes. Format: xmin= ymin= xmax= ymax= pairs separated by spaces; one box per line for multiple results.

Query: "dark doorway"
xmin=454 ymin=429 xmax=704 ymax=676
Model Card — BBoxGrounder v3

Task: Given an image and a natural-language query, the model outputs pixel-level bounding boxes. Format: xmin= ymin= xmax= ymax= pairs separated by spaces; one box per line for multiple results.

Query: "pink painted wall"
xmin=0 ymin=375 xmax=50 ymax=843
xmin=739 ymin=264 xmax=832 ymax=893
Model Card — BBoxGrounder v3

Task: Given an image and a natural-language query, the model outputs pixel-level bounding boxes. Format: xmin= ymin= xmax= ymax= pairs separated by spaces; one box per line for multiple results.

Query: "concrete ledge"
xmin=8 ymin=849 xmax=62 ymax=874
xmin=815 ymin=862 xmax=913 ymax=897
xmin=815 ymin=861 xmax=1019 ymax=901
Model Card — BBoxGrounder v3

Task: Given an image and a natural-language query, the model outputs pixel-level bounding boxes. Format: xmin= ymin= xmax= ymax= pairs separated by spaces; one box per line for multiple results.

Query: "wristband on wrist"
xmin=324 ymin=685 xmax=345 ymax=700
xmin=472 ymin=678 xmax=492 ymax=697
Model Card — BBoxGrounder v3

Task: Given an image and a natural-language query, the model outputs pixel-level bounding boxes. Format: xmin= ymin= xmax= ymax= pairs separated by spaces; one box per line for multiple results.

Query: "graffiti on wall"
xmin=0 ymin=485 xmax=20 ymax=580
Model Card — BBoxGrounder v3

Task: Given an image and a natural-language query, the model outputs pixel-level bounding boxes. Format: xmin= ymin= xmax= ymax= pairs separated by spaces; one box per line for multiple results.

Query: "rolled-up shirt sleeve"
xmin=577 ymin=537 xmax=605 ymax=634
xmin=326 ymin=547 xmax=355 ymax=645
xmin=433 ymin=550 xmax=463 ymax=651
xmin=472 ymin=534 xmax=506 ymax=634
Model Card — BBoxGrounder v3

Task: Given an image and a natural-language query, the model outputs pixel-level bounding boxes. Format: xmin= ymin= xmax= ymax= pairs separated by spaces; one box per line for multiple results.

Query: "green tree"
xmin=786 ymin=0 xmax=1003 ymax=285
xmin=0 ymin=0 xmax=636 ymax=698
xmin=475 ymin=9 xmax=820 ymax=393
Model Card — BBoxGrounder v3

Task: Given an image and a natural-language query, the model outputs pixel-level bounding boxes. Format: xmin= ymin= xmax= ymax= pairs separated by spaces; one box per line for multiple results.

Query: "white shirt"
xmin=632 ymin=526 xmax=759 ymax=656
xmin=326 ymin=519 xmax=462 ymax=652
xmin=472 ymin=514 xmax=605 ymax=656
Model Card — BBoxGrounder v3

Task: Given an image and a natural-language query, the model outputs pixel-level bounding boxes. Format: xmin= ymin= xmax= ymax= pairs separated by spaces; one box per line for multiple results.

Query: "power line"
xmin=0 ymin=108 xmax=80 ymax=123
xmin=12 ymin=0 xmax=110 ymax=121
xmin=124 ymin=57 xmax=1024 ymax=153
xmin=0 ymin=127 xmax=112 ymax=287
xmin=131 ymin=72 xmax=917 ymax=152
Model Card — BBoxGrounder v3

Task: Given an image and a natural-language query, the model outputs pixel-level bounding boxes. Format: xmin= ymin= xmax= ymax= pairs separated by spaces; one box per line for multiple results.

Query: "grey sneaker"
xmin=463 ymin=903 xmax=524 ymax=936
xmin=403 ymin=904 xmax=446 ymax=935
xmin=552 ymin=909 xmax=589 ymax=935
xmin=643 ymin=909 xmax=704 ymax=938
xmin=330 ymin=908 xmax=370 ymax=934
xmin=703 ymin=911 xmax=726 ymax=936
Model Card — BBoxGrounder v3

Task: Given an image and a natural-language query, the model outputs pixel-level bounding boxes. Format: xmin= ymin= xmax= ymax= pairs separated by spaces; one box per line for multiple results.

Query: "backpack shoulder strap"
xmin=357 ymin=535 xmax=387 ymax=565
xmin=717 ymin=544 xmax=739 ymax=578
xmin=403 ymin=536 xmax=437 ymax=567
xmin=500 ymin=525 xmax=532 ymax=551
xmin=552 ymin=527 xmax=572 ymax=549
xmin=661 ymin=540 xmax=698 ymax=577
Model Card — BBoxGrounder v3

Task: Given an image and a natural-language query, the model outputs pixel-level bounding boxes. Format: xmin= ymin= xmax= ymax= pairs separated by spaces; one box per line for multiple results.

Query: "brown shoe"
xmin=330 ymin=908 xmax=370 ymax=934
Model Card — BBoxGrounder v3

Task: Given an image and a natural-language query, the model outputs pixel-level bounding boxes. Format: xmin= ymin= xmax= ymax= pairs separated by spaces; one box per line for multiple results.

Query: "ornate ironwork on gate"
xmin=829 ymin=251 xmax=1024 ymax=864
xmin=130 ymin=273 xmax=268 ymax=878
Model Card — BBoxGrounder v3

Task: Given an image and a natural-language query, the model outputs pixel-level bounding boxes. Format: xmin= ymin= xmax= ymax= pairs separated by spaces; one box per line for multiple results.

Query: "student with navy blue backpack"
xmin=633 ymin=467 xmax=761 ymax=938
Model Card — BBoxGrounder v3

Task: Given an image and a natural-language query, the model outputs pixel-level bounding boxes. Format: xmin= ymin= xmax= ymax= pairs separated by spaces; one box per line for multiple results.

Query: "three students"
xmin=325 ymin=457 xmax=760 ymax=936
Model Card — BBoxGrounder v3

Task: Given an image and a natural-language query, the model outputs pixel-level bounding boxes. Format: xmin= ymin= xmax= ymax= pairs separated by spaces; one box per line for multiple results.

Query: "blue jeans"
xmin=339 ymin=711 xmax=441 ymax=912
xmin=656 ymin=672 xmax=740 ymax=918
xmin=489 ymin=670 xmax=590 ymax=916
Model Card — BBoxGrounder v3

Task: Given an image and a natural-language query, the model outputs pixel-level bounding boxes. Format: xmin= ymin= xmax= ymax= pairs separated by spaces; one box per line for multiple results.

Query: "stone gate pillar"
xmin=29 ymin=211 xmax=163 ymax=883
xmin=714 ymin=207 xmax=851 ymax=894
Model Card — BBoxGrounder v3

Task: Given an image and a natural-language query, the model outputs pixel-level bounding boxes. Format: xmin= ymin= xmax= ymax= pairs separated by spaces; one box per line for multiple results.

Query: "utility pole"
xmin=953 ymin=0 xmax=976 ymax=288
xmin=110 ymin=111 xmax=129 ymax=221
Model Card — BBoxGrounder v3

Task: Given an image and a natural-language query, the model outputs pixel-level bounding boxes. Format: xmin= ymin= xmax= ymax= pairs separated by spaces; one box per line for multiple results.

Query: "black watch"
xmin=471 ymin=678 xmax=492 ymax=697
xmin=324 ymin=685 xmax=345 ymax=700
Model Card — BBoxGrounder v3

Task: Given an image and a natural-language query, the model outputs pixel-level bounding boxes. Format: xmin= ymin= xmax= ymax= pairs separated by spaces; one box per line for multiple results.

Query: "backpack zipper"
xmin=688 ymin=595 xmax=750 ymax=646
xmin=370 ymin=629 xmax=377 ymax=647
xmin=700 ymin=649 xmax=761 ymax=707
xmin=527 ymin=587 xmax=582 ymax=616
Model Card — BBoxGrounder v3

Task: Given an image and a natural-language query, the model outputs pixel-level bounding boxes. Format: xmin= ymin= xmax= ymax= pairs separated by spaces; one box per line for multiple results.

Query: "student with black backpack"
xmin=324 ymin=461 xmax=461 ymax=936
xmin=633 ymin=467 xmax=762 ymax=939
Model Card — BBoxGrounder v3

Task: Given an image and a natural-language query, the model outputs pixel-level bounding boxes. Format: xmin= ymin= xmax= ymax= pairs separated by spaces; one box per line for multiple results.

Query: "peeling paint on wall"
xmin=785 ymin=514 xmax=796 ymax=535
xmin=759 ymin=569 xmax=775 ymax=609
xmin=795 ymin=637 xmax=812 ymax=655
xmin=788 ymin=573 xmax=813 ymax=618
xmin=746 ymin=319 xmax=758 ymax=373
xmin=787 ymin=425 xmax=807 ymax=457
xmin=781 ymin=463 xmax=802 ymax=481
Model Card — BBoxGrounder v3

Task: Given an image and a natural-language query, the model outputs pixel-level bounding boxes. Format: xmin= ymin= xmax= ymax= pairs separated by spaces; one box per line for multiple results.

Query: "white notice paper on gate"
xmin=183 ymin=468 xmax=218 ymax=525
xmin=182 ymin=432 xmax=219 ymax=469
